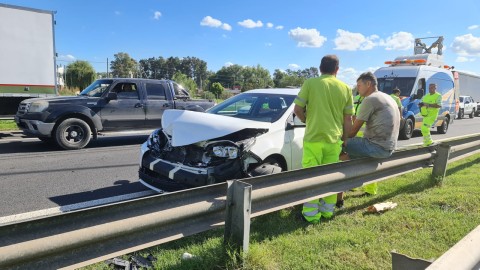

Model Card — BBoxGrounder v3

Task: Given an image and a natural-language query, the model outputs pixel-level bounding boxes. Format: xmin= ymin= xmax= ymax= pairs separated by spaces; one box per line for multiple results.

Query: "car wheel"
xmin=437 ymin=118 xmax=449 ymax=134
xmin=250 ymin=157 xmax=283 ymax=177
xmin=54 ymin=118 xmax=92 ymax=150
xmin=458 ymin=109 xmax=464 ymax=119
xmin=398 ymin=118 xmax=413 ymax=140
xmin=469 ymin=109 xmax=475 ymax=118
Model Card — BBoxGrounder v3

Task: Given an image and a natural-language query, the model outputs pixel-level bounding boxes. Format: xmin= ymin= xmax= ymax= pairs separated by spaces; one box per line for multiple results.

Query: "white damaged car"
xmin=138 ymin=88 xmax=305 ymax=192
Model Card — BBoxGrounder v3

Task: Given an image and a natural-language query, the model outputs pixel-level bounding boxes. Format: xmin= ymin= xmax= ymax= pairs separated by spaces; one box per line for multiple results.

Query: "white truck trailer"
xmin=0 ymin=4 xmax=57 ymax=116
xmin=454 ymin=71 xmax=480 ymax=117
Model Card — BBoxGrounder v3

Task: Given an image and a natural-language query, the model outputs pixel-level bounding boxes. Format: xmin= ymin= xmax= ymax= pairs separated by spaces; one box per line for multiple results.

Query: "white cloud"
xmin=200 ymin=16 xmax=231 ymax=31
xmin=224 ymin=62 xmax=234 ymax=67
xmin=456 ymin=56 xmax=475 ymax=62
xmin=222 ymin=23 xmax=232 ymax=31
xmin=452 ymin=34 xmax=480 ymax=56
xmin=238 ymin=19 xmax=263 ymax=28
xmin=334 ymin=29 xmax=379 ymax=51
xmin=288 ymin=27 xmax=327 ymax=48
xmin=337 ymin=66 xmax=380 ymax=87
xmin=276 ymin=25 xmax=284 ymax=30
xmin=266 ymin=23 xmax=274 ymax=28
xmin=288 ymin=64 xmax=300 ymax=70
xmin=153 ymin=11 xmax=162 ymax=20
xmin=468 ymin=25 xmax=479 ymax=30
xmin=57 ymin=54 xmax=76 ymax=62
xmin=382 ymin=32 xmax=414 ymax=50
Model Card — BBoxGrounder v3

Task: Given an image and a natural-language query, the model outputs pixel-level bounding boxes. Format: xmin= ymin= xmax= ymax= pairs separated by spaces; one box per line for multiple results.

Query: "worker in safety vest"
xmin=390 ymin=88 xmax=403 ymax=118
xmin=294 ymin=55 xmax=354 ymax=223
xmin=420 ymin=83 xmax=441 ymax=146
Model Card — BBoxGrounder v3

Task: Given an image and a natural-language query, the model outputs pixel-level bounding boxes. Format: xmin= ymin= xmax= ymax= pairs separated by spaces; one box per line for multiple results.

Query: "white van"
xmin=374 ymin=53 xmax=456 ymax=139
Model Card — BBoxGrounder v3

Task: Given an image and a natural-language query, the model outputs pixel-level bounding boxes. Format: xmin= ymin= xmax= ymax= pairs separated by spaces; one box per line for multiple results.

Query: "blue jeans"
xmin=345 ymin=137 xmax=393 ymax=159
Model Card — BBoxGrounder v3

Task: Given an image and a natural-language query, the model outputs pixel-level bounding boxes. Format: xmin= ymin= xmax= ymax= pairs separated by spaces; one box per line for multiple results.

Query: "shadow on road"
xmin=49 ymin=180 xmax=149 ymax=207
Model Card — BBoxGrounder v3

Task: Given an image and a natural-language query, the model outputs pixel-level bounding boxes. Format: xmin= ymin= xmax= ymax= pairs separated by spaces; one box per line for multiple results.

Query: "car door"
xmin=100 ymin=82 xmax=146 ymax=130
xmin=285 ymin=112 xmax=305 ymax=170
xmin=144 ymin=82 xmax=173 ymax=128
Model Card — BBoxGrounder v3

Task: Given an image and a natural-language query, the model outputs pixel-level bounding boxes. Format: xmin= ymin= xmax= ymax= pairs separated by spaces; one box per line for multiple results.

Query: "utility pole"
xmin=106 ymin=57 xmax=109 ymax=78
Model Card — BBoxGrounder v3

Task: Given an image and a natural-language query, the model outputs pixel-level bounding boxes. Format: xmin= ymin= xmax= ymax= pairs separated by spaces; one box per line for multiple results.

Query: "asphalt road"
xmin=1 ymin=117 xmax=480 ymax=221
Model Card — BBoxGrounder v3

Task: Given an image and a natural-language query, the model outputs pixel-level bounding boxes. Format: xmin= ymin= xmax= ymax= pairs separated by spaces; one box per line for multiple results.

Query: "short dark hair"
xmin=320 ymin=55 xmax=339 ymax=74
xmin=392 ymin=88 xmax=401 ymax=94
xmin=357 ymin=72 xmax=377 ymax=86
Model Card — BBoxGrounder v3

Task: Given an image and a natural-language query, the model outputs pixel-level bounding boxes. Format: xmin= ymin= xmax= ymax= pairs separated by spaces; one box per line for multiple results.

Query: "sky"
xmin=3 ymin=0 xmax=480 ymax=86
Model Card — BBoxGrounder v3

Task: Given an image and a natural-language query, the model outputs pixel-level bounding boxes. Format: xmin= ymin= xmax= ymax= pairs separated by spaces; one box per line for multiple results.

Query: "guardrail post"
xmin=224 ymin=180 xmax=252 ymax=254
xmin=432 ymin=144 xmax=451 ymax=186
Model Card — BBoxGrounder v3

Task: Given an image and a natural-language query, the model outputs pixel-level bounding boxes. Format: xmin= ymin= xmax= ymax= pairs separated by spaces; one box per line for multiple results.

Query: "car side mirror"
xmin=106 ymin=92 xmax=118 ymax=101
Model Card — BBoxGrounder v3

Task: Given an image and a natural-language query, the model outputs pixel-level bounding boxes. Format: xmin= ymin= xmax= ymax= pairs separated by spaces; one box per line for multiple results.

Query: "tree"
xmin=173 ymin=72 xmax=198 ymax=97
xmin=210 ymin=82 xmax=224 ymax=98
xmin=110 ymin=52 xmax=138 ymax=78
xmin=65 ymin=60 xmax=96 ymax=90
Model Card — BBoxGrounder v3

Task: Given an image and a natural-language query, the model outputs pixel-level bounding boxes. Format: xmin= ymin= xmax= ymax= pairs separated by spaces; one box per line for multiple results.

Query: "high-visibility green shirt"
xmin=421 ymin=92 xmax=442 ymax=117
xmin=390 ymin=94 xmax=402 ymax=108
xmin=294 ymin=74 xmax=354 ymax=143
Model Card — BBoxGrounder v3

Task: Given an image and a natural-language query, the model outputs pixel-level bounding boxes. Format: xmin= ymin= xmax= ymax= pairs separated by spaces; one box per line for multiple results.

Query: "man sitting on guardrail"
xmin=344 ymin=72 xmax=400 ymax=195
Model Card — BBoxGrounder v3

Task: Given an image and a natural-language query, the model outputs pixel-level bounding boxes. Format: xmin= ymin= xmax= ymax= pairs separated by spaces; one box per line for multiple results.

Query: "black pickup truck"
xmin=15 ymin=78 xmax=215 ymax=150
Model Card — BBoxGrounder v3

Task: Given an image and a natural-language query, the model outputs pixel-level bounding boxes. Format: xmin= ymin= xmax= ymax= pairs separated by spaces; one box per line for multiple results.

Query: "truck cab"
xmin=374 ymin=53 xmax=456 ymax=139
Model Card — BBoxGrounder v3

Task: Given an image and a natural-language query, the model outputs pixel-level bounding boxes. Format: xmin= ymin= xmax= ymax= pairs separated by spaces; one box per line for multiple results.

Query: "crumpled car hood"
xmin=162 ymin=110 xmax=271 ymax=146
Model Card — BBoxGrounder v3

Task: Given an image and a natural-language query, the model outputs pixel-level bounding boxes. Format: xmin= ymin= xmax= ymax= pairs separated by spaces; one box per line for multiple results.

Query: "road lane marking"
xmin=0 ymin=190 xmax=157 ymax=225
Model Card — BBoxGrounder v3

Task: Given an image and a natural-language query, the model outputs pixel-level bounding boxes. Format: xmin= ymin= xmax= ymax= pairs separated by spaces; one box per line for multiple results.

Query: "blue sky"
xmin=3 ymin=0 xmax=480 ymax=86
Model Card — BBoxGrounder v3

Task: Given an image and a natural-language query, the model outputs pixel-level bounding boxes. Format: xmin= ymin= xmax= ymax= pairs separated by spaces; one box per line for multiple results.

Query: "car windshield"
xmin=207 ymin=92 xmax=295 ymax=123
xmin=377 ymin=77 xmax=415 ymax=97
xmin=459 ymin=97 xmax=464 ymax=102
xmin=79 ymin=79 xmax=113 ymax=97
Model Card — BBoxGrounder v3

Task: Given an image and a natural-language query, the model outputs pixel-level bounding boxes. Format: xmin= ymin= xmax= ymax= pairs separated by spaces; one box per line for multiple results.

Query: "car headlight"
xmin=28 ymin=101 xmax=49 ymax=113
xmin=212 ymin=146 xmax=238 ymax=159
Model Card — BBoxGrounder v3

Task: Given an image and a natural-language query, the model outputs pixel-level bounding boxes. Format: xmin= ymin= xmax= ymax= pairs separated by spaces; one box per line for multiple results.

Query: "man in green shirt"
xmin=293 ymin=55 xmax=354 ymax=223
xmin=390 ymin=88 xmax=402 ymax=118
xmin=420 ymin=83 xmax=442 ymax=146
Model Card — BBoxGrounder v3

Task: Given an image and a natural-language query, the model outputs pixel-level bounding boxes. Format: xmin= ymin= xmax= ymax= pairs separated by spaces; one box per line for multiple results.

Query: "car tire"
xmin=437 ymin=117 xmax=449 ymax=134
xmin=458 ymin=109 xmax=464 ymax=119
xmin=469 ymin=109 xmax=475 ymax=118
xmin=398 ymin=118 xmax=413 ymax=140
xmin=54 ymin=118 xmax=92 ymax=150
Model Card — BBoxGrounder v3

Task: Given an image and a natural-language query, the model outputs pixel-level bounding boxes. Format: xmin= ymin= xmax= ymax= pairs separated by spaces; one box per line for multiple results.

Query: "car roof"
xmin=244 ymin=88 xmax=300 ymax=95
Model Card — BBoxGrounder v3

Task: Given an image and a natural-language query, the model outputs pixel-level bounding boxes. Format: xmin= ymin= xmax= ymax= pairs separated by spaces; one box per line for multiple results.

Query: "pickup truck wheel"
xmin=250 ymin=157 xmax=283 ymax=177
xmin=54 ymin=118 xmax=92 ymax=150
xmin=469 ymin=109 xmax=475 ymax=118
xmin=458 ymin=109 xmax=464 ymax=119
xmin=398 ymin=118 xmax=413 ymax=140
xmin=437 ymin=118 xmax=449 ymax=134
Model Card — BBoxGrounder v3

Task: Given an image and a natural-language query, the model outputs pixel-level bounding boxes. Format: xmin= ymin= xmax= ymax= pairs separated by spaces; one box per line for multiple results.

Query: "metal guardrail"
xmin=1 ymin=134 xmax=480 ymax=269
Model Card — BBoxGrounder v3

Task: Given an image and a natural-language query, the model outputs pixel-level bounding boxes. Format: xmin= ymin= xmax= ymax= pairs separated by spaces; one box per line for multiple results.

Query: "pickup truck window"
xmin=112 ymin=83 xmax=140 ymax=99
xmin=146 ymin=83 xmax=167 ymax=100
xmin=79 ymin=79 xmax=113 ymax=97
xmin=172 ymin=82 xmax=189 ymax=97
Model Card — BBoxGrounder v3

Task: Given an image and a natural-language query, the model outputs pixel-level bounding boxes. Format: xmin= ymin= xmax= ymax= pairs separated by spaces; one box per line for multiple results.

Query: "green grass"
xmin=0 ymin=120 xmax=17 ymax=131
xmin=78 ymin=155 xmax=480 ymax=270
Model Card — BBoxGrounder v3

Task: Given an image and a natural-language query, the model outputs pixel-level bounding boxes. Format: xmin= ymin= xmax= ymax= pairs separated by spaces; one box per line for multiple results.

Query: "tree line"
xmin=64 ymin=52 xmax=319 ymax=98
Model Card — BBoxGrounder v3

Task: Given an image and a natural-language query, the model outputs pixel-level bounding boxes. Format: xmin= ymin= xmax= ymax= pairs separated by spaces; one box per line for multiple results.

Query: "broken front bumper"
xmin=139 ymin=151 xmax=244 ymax=192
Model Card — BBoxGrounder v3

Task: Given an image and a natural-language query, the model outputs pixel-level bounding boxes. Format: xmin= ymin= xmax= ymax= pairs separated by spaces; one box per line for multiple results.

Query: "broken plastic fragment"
xmin=367 ymin=201 xmax=398 ymax=213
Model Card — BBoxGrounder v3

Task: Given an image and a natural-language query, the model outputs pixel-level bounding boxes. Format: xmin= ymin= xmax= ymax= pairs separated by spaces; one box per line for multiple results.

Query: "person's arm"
xmin=293 ymin=104 xmax=306 ymax=123
xmin=349 ymin=119 xmax=365 ymax=138
xmin=342 ymin=114 xmax=353 ymax=143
